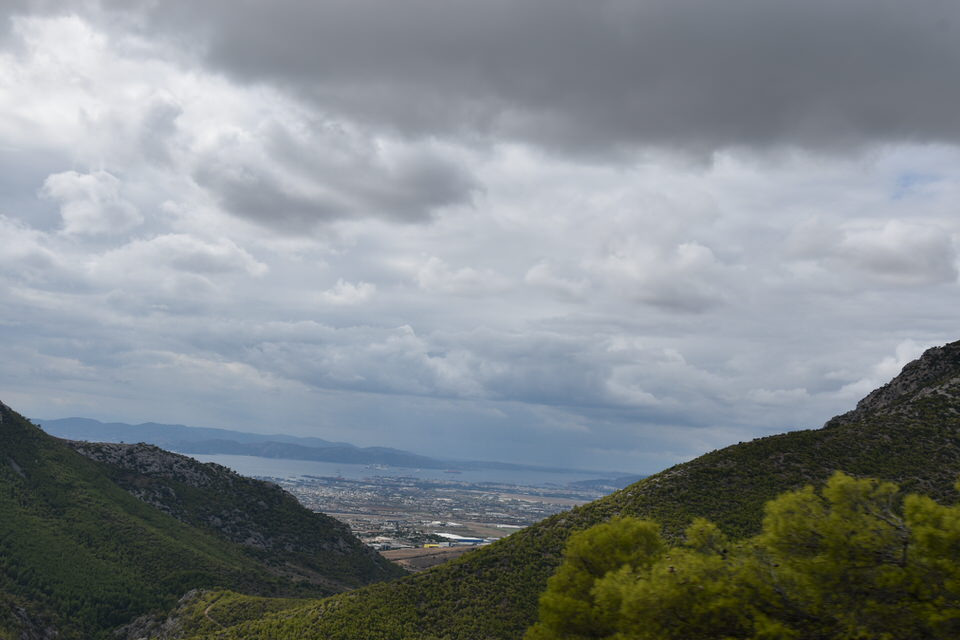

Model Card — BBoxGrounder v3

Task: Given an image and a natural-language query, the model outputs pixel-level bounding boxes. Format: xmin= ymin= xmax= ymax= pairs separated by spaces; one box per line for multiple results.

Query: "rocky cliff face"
xmin=827 ymin=340 xmax=960 ymax=427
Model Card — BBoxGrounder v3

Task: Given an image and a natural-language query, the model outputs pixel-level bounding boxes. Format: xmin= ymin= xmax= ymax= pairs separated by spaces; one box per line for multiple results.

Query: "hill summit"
xmin=827 ymin=339 xmax=960 ymax=426
xmin=168 ymin=339 xmax=960 ymax=640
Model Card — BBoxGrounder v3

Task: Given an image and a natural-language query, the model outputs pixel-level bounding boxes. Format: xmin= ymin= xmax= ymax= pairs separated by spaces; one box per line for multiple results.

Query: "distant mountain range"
xmin=37 ymin=417 xmax=625 ymax=478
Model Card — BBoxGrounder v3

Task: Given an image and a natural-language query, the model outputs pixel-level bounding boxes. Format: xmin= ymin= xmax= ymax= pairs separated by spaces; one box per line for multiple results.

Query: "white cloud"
xmin=593 ymin=240 xmax=732 ymax=312
xmin=524 ymin=261 xmax=588 ymax=300
xmin=318 ymin=279 xmax=375 ymax=305
xmin=90 ymin=234 xmax=267 ymax=279
xmin=841 ymin=221 xmax=957 ymax=285
xmin=747 ymin=387 xmax=810 ymax=406
xmin=789 ymin=219 xmax=958 ymax=287
xmin=41 ymin=170 xmax=143 ymax=235
xmin=0 ymin=216 xmax=59 ymax=278
xmin=415 ymin=256 xmax=510 ymax=296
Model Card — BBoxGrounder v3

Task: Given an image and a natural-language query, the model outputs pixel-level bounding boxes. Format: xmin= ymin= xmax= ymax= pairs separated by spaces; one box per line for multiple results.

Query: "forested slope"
xmin=66 ymin=441 xmax=404 ymax=590
xmin=182 ymin=340 xmax=960 ymax=640
xmin=0 ymin=402 xmax=401 ymax=640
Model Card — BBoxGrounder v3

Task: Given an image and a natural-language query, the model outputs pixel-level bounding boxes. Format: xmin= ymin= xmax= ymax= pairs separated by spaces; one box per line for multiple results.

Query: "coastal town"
xmin=272 ymin=472 xmax=620 ymax=570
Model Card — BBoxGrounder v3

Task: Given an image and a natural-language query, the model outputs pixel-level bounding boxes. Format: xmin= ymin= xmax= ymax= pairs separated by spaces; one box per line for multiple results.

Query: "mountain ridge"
xmin=173 ymin=339 xmax=960 ymax=639
xmin=826 ymin=340 xmax=960 ymax=427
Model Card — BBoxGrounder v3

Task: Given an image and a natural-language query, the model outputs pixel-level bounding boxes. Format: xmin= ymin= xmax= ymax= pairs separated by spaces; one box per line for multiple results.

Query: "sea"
xmin=187 ymin=453 xmax=621 ymax=488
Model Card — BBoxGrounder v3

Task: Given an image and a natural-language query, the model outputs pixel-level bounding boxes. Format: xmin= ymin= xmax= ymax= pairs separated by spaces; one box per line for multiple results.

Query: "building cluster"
xmin=271 ymin=473 xmax=602 ymax=550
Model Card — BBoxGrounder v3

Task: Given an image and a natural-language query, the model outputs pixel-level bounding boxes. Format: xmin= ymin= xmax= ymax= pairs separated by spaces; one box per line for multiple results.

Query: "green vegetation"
xmin=528 ymin=472 xmax=960 ymax=639
xmin=71 ymin=441 xmax=405 ymax=590
xmin=135 ymin=590 xmax=315 ymax=639
xmin=6 ymin=342 xmax=960 ymax=639
xmin=180 ymin=342 xmax=960 ymax=640
xmin=0 ymin=402 xmax=401 ymax=639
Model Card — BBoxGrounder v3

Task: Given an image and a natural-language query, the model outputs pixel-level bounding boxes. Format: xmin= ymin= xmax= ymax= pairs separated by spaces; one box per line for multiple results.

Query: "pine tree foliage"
xmin=526 ymin=473 xmax=960 ymax=640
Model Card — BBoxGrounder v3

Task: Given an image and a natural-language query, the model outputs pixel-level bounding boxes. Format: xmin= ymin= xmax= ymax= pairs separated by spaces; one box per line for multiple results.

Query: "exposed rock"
xmin=826 ymin=340 xmax=960 ymax=427
xmin=6 ymin=457 xmax=25 ymax=478
xmin=66 ymin=442 xmax=227 ymax=488
xmin=67 ymin=442 xmax=315 ymax=549
xmin=1 ymin=601 xmax=59 ymax=640
xmin=114 ymin=590 xmax=202 ymax=640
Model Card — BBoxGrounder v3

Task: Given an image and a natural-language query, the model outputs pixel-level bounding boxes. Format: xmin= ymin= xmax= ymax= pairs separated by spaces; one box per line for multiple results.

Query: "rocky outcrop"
xmin=68 ymin=441 xmax=227 ymax=487
xmin=67 ymin=441 xmax=329 ymax=549
xmin=8 ymin=607 xmax=57 ymax=640
xmin=0 ymin=401 xmax=403 ymax=640
xmin=63 ymin=439 xmax=404 ymax=588
xmin=826 ymin=340 xmax=960 ymax=427
xmin=115 ymin=589 xmax=202 ymax=640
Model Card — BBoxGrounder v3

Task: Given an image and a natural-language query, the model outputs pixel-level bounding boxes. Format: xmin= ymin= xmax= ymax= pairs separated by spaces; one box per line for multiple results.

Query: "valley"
xmin=6 ymin=340 xmax=960 ymax=639
xmin=271 ymin=473 xmax=607 ymax=568
xmin=161 ymin=340 xmax=960 ymax=640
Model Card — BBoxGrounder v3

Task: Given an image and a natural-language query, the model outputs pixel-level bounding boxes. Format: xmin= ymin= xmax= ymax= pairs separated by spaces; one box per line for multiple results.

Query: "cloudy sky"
xmin=2 ymin=1 xmax=959 ymax=473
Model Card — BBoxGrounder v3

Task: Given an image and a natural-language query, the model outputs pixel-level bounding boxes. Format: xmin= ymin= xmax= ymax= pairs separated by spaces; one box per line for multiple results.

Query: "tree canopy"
xmin=526 ymin=472 xmax=960 ymax=640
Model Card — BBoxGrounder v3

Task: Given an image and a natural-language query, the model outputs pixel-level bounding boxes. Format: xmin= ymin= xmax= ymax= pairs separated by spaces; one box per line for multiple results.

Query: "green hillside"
xmin=178 ymin=340 xmax=960 ymax=640
xmin=0 ymin=402 xmax=402 ymax=640
xmin=65 ymin=440 xmax=404 ymax=591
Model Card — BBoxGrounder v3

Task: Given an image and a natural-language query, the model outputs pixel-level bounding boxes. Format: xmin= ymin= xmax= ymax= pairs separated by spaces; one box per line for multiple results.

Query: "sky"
xmin=2 ymin=1 xmax=960 ymax=473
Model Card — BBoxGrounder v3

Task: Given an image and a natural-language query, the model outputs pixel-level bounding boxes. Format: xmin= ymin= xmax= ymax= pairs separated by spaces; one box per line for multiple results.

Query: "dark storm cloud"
xmin=193 ymin=164 xmax=347 ymax=230
xmin=191 ymin=116 xmax=477 ymax=231
xmin=111 ymin=0 xmax=960 ymax=153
